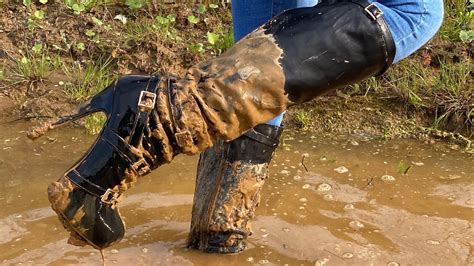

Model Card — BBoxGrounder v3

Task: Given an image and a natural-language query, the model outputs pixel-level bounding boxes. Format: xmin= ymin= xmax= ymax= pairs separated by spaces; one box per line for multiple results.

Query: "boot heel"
xmin=27 ymin=82 xmax=115 ymax=140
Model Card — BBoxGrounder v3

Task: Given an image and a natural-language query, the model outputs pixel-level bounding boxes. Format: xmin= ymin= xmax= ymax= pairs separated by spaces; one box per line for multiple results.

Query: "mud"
xmin=188 ymin=140 xmax=271 ymax=252
xmin=1 ymin=118 xmax=473 ymax=265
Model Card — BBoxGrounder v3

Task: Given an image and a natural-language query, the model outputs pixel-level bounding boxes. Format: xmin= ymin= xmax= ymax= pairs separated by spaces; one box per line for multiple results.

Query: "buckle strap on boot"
xmin=351 ymin=0 xmax=395 ymax=74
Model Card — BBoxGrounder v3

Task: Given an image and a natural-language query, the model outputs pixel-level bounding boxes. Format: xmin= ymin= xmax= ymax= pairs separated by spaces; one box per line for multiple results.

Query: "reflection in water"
xmin=0 ymin=120 xmax=473 ymax=265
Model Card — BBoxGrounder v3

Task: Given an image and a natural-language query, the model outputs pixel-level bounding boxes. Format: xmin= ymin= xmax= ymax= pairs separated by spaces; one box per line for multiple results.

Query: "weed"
xmin=207 ymin=30 xmax=233 ymax=55
xmin=188 ymin=42 xmax=205 ymax=54
xmin=11 ymin=54 xmax=52 ymax=82
xmin=295 ymin=110 xmax=312 ymax=129
xmin=397 ymin=160 xmax=412 ymax=175
xmin=154 ymin=14 xmax=179 ymax=40
xmin=64 ymin=0 xmax=95 ymax=14
xmin=431 ymin=59 xmax=473 ymax=129
xmin=439 ymin=0 xmax=474 ymax=42
xmin=125 ymin=0 xmax=144 ymax=9
xmin=84 ymin=113 xmax=106 ymax=135
xmin=63 ymin=58 xmax=115 ymax=100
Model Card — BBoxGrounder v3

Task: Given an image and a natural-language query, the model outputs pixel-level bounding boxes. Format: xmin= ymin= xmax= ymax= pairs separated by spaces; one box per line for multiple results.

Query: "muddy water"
xmin=0 ymin=120 xmax=473 ymax=265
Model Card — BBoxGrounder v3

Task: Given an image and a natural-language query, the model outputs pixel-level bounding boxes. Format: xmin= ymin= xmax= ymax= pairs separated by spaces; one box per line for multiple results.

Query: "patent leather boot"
xmin=30 ymin=0 xmax=395 ymax=250
xmin=29 ymin=75 xmax=167 ymax=249
xmin=187 ymin=124 xmax=283 ymax=253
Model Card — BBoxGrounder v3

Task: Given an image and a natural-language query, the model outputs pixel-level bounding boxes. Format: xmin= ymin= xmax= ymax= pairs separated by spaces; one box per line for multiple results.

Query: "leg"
xmin=371 ymin=0 xmax=444 ymax=63
xmin=40 ymin=0 xmax=439 ymax=249
xmin=187 ymin=0 xmax=319 ymax=253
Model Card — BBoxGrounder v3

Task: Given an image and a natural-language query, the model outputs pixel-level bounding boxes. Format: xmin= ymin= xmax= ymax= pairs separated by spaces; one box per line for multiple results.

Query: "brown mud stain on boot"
xmin=187 ymin=141 xmax=271 ymax=253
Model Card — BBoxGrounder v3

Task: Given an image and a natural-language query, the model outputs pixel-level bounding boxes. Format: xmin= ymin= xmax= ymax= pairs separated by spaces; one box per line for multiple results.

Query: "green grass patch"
xmin=84 ymin=112 xmax=106 ymax=135
xmin=295 ymin=110 xmax=312 ymax=130
xmin=63 ymin=58 xmax=115 ymax=100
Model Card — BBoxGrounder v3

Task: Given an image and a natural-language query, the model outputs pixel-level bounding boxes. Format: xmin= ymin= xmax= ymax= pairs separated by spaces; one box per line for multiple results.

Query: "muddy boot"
xmin=187 ymin=124 xmax=283 ymax=253
xmin=29 ymin=0 xmax=394 ymax=249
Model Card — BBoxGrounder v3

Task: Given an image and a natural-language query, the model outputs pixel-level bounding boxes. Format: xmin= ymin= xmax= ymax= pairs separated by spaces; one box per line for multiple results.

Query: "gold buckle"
xmin=138 ymin=91 xmax=157 ymax=112
xmin=100 ymin=188 xmax=120 ymax=205
xmin=364 ymin=3 xmax=383 ymax=21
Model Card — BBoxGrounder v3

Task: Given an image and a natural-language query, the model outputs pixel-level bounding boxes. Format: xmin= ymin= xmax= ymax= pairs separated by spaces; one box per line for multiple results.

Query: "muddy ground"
xmin=0 ymin=2 xmax=472 ymax=143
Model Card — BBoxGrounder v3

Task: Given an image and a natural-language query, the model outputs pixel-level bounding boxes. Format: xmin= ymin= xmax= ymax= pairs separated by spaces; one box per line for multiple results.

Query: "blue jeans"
xmin=231 ymin=0 xmax=444 ymax=126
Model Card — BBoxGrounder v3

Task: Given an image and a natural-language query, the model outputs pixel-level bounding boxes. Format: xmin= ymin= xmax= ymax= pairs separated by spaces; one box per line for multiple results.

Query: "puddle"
xmin=0 ymin=121 xmax=473 ymax=265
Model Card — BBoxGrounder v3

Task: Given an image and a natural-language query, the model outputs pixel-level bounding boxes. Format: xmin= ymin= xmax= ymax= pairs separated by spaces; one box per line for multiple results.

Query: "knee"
xmin=423 ymin=0 xmax=444 ymax=38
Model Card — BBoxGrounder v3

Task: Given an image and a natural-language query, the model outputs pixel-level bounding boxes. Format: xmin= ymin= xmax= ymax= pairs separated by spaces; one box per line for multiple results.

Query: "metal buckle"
xmin=364 ymin=3 xmax=383 ymax=21
xmin=132 ymin=158 xmax=150 ymax=175
xmin=100 ymin=188 xmax=120 ymax=205
xmin=138 ymin=91 xmax=157 ymax=113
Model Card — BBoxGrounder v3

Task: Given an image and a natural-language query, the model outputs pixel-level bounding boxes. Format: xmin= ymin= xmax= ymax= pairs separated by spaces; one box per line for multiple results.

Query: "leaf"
xmin=207 ymin=32 xmax=219 ymax=45
xmin=22 ymin=0 xmax=31 ymax=7
xmin=167 ymin=14 xmax=176 ymax=23
xmin=32 ymin=43 xmax=43 ymax=54
xmin=209 ymin=3 xmax=218 ymax=8
xmin=91 ymin=16 xmax=103 ymax=26
xmin=20 ymin=57 xmax=30 ymax=64
xmin=34 ymin=10 xmax=45 ymax=19
xmin=196 ymin=4 xmax=206 ymax=13
xmin=76 ymin=42 xmax=85 ymax=51
xmin=72 ymin=3 xmax=85 ymax=14
xmin=187 ymin=15 xmax=199 ymax=24
xmin=39 ymin=0 xmax=48 ymax=4
xmin=85 ymin=29 xmax=96 ymax=37
xmin=459 ymin=30 xmax=474 ymax=43
xmin=125 ymin=0 xmax=142 ymax=9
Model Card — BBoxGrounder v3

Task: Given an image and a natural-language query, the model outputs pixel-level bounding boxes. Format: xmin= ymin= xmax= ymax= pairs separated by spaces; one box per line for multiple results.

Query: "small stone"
xmin=350 ymin=140 xmax=359 ymax=146
xmin=299 ymin=198 xmax=308 ymax=203
xmin=293 ymin=175 xmax=301 ymax=180
xmin=381 ymin=175 xmax=396 ymax=182
xmin=282 ymin=227 xmax=290 ymax=232
xmin=258 ymin=259 xmax=269 ymax=264
xmin=246 ymin=257 xmax=254 ymax=262
xmin=426 ymin=239 xmax=440 ymax=245
xmin=58 ymin=81 xmax=64 ymax=85
xmin=317 ymin=183 xmax=332 ymax=192
xmin=323 ymin=194 xmax=334 ymax=201
xmin=344 ymin=204 xmax=355 ymax=210
xmin=280 ymin=170 xmax=290 ymax=175
xmin=314 ymin=258 xmax=329 ymax=266
xmin=439 ymin=174 xmax=461 ymax=180
xmin=110 ymin=249 xmax=119 ymax=254
xmin=302 ymin=184 xmax=311 ymax=189
xmin=142 ymin=248 xmax=148 ymax=253
xmin=349 ymin=220 xmax=365 ymax=230
xmin=342 ymin=252 xmax=353 ymax=258
xmin=387 ymin=262 xmax=400 ymax=266
xmin=334 ymin=166 xmax=349 ymax=174
xmin=412 ymin=161 xmax=424 ymax=166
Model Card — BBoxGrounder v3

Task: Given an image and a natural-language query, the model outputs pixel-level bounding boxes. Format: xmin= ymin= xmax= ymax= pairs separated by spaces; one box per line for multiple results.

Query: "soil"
xmin=0 ymin=1 xmax=472 ymax=145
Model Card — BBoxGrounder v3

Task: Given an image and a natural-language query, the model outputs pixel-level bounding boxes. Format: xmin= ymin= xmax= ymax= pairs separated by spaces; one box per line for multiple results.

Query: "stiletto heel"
xmin=27 ymin=83 xmax=115 ymax=140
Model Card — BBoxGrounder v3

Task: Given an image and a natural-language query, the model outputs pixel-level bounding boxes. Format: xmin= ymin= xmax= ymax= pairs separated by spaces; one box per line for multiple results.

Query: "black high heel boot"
xmin=187 ymin=124 xmax=283 ymax=253
xmin=31 ymin=0 xmax=395 ymax=250
xmin=30 ymin=75 xmax=164 ymax=249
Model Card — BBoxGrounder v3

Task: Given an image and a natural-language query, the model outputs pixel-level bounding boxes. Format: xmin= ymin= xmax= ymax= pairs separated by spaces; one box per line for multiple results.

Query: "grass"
xmin=295 ymin=110 xmax=312 ymax=130
xmin=1 ymin=0 xmax=471 ymax=138
xmin=62 ymin=58 xmax=115 ymax=100
xmin=11 ymin=54 xmax=54 ymax=83
xmin=439 ymin=0 xmax=474 ymax=42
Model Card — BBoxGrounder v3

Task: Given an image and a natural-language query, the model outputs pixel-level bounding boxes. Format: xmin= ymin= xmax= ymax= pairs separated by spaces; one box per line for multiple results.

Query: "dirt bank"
xmin=0 ymin=1 xmax=472 ymax=145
